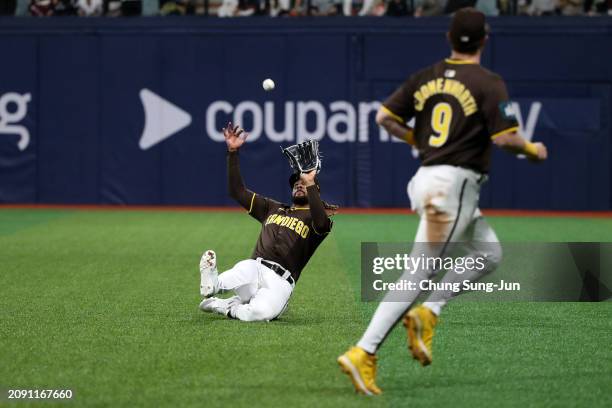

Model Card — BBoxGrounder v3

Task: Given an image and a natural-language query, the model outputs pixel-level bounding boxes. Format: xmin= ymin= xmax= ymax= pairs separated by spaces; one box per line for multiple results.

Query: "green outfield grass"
xmin=1 ymin=209 xmax=611 ymax=408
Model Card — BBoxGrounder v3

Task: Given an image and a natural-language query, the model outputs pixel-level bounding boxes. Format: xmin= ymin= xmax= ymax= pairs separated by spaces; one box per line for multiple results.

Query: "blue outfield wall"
xmin=0 ymin=17 xmax=611 ymax=209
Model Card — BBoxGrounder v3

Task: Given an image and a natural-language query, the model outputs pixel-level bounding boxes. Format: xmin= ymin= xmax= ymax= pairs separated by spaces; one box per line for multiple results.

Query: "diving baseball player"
xmin=198 ymin=122 xmax=335 ymax=322
xmin=338 ymin=8 xmax=548 ymax=394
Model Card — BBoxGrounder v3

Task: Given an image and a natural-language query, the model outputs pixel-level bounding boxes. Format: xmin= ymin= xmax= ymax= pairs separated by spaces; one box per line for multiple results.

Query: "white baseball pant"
xmin=214 ymin=259 xmax=293 ymax=322
xmin=357 ymin=165 xmax=503 ymax=354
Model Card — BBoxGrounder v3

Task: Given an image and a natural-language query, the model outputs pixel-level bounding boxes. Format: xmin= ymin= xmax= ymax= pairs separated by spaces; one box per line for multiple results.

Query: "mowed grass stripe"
xmin=0 ymin=210 xmax=382 ymax=407
xmin=0 ymin=210 xmax=611 ymax=407
xmin=332 ymin=213 xmax=612 ymax=408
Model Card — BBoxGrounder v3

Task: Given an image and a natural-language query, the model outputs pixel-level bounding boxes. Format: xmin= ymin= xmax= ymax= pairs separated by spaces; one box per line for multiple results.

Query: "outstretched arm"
xmin=492 ymin=131 xmax=547 ymax=162
xmin=301 ymin=171 xmax=332 ymax=234
xmin=225 ymin=122 xmax=279 ymax=221
xmin=225 ymin=122 xmax=255 ymax=209
xmin=227 ymin=151 xmax=255 ymax=210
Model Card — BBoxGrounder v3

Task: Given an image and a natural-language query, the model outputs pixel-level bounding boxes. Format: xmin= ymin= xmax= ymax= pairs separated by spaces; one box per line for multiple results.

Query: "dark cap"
xmin=449 ymin=8 xmax=488 ymax=54
xmin=289 ymin=173 xmax=320 ymax=190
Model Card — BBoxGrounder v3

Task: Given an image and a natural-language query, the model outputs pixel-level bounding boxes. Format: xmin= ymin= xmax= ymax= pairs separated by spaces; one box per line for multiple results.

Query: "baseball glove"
xmin=281 ymin=140 xmax=321 ymax=174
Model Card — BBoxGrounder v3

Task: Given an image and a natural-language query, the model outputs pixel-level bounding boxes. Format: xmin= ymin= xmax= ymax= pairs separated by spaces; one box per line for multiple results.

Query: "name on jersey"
xmin=414 ymin=78 xmax=477 ymax=116
xmin=265 ymin=214 xmax=310 ymax=239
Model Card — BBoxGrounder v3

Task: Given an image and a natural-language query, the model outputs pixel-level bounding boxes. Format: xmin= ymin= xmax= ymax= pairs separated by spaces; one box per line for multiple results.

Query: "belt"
xmin=457 ymin=166 xmax=487 ymax=185
xmin=258 ymin=258 xmax=296 ymax=287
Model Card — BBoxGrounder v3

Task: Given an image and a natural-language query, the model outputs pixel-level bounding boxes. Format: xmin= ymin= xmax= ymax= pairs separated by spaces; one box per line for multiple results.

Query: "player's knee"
xmin=231 ymin=259 xmax=259 ymax=280
xmin=477 ymin=243 xmax=503 ymax=273
xmin=233 ymin=259 xmax=257 ymax=271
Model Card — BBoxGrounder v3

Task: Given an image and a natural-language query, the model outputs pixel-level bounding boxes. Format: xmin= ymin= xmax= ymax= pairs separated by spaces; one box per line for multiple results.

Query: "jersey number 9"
xmin=429 ymin=102 xmax=453 ymax=148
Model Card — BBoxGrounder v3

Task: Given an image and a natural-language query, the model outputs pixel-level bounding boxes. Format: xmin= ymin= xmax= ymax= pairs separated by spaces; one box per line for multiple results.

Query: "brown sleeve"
xmin=306 ymin=185 xmax=332 ymax=235
xmin=249 ymin=195 xmax=282 ymax=223
xmin=482 ymin=76 xmax=520 ymax=139
xmin=382 ymin=76 xmax=416 ymax=123
xmin=227 ymin=151 xmax=281 ymax=223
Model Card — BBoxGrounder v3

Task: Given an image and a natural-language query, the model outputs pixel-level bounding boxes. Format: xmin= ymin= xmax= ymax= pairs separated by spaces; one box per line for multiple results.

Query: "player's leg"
xmin=199 ymin=295 xmax=242 ymax=315
xmin=216 ymin=259 xmax=260 ymax=300
xmin=199 ymin=250 xmax=219 ymax=297
xmin=338 ymin=166 xmax=480 ymax=393
xmin=338 ymin=232 xmax=442 ymax=394
xmin=421 ymin=212 xmax=502 ymax=315
xmin=353 ymin=224 xmax=471 ymax=364
xmin=356 ymin=167 xmax=480 ymax=354
xmin=226 ymin=267 xmax=293 ymax=322
xmin=199 ymin=254 xmax=259 ymax=312
xmin=201 ymin=256 xmax=259 ymax=298
xmin=400 ymin=171 xmax=484 ymax=365
xmin=406 ymin=211 xmax=501 ymax=365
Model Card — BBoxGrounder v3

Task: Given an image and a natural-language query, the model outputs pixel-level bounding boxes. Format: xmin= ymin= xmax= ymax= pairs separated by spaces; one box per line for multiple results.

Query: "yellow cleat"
xmin=337 ymin=346 xmax=382 ymax=395
xmin=404 ymin=305 xmax=438 ymax=366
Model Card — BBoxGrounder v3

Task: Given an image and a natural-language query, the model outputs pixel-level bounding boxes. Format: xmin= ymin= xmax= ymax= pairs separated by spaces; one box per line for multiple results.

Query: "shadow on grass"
xmin=187 ymin=310 xmax=325 ymax=326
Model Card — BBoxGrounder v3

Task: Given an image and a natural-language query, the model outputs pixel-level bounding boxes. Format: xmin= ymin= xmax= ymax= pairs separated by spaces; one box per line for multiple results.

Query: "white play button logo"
xmin=139 ymin=88 xmax=192 ymax=150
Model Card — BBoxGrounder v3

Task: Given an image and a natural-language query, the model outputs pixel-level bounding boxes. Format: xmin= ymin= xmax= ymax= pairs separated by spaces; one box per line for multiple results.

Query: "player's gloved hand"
xmin=282 ymin=140 xmax=322 ymax=174
xmin=223 ymin=122 xmax=249 ymax=152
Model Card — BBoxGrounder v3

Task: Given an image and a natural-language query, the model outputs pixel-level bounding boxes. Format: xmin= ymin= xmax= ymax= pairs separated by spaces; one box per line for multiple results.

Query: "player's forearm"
xmin=306 ymin=185 xmax=331 ymax=233
xmin=493 ymin=132 xmax=539 ymax=159
xmin=378 ymin=117 xmax=416 ymax=146
xmin=227 ymin=151 xmax=253 ymax=208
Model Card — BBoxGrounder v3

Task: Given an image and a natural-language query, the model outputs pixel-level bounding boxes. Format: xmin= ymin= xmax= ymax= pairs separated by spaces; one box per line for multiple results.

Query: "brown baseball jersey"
xmin=382 ymin=59 xmax=519 ymax=173
xmin=247 ymin=195 xmax=331 ymax=282
xmin=227 ymin=151 xmax=332 ymax=283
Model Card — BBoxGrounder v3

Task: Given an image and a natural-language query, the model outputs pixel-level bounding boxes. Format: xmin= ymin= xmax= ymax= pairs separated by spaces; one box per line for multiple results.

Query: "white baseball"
xmin=262 ymin=78 xmax=275 ymax=91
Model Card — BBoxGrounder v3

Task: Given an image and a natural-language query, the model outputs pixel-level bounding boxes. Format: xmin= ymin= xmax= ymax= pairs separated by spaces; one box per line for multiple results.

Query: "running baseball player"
xmin=198 ymin=122 xmax=335 ymax=322
xmin=337 ymin=8 xmax=548 ymax=394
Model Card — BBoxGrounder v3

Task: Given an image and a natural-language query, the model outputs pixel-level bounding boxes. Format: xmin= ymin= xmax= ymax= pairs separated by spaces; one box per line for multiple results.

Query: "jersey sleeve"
xmin=482 ymin=76 xmax=520 ymax=140
xmin=248 ymin=193 xmax=282 ymax=223
xmin=306 ymin=185 xmax=333 ymax=236
xmin=381 ymin=76 xmax=416 ymax=123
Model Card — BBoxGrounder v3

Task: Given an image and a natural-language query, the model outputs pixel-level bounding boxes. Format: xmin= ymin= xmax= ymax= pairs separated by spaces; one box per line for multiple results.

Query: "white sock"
xmin=422 ymin=301 xmax=444 ymax=316
xmin=357 ymin=264 xmax=433 ymax=353
xmin=357 ymin=300 xmax=413 ymax=354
